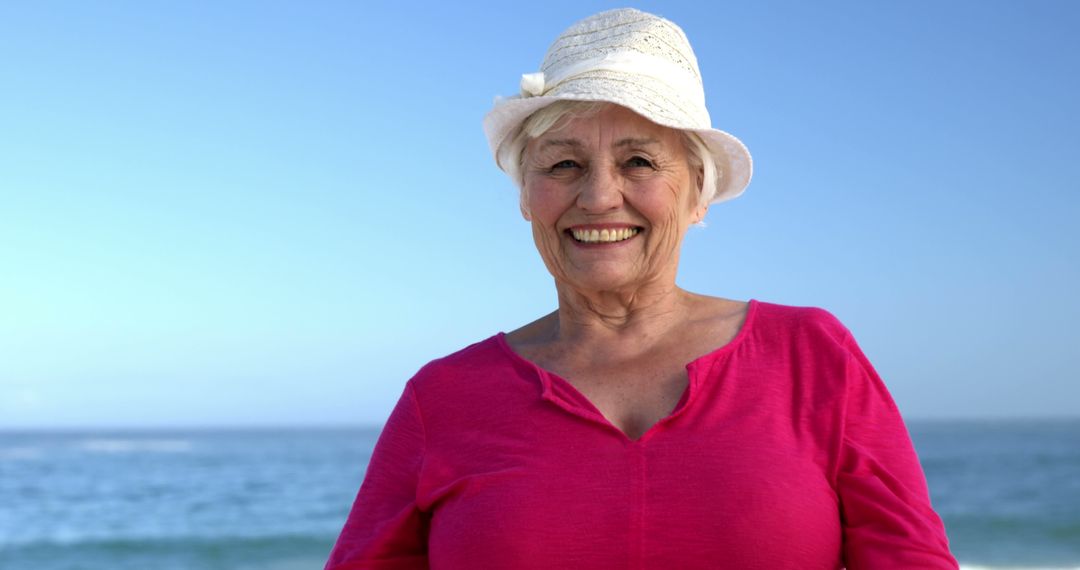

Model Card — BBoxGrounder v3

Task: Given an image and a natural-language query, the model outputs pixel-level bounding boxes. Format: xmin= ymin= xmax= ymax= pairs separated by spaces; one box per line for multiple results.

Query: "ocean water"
xmin=911 ymin=419 xmax=1080 ymax=569
xmin=0 ymin=429 xmax=376 ymax=570
xmin=1 ymin=419 xmax=1077 ymax=569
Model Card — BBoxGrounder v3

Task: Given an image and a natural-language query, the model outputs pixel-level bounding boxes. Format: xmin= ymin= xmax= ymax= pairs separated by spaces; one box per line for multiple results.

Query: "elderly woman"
xmin=326 ymin=8 xmax=957 ymax=569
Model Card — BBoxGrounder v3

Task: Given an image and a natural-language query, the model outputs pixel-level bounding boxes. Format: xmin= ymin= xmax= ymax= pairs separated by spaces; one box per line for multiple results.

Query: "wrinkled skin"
xmin=511 ymin=104 xmax=748 ymax=441
xmin=521 ymin=104 xmax=707 ymax=313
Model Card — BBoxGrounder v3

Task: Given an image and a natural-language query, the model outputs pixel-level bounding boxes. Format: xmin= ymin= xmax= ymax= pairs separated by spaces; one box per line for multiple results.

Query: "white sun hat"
xmin=482 ymin=8 xmax=753 ymax=204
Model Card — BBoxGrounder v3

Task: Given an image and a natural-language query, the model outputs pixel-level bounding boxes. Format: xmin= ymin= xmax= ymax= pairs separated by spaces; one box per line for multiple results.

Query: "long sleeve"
xmin=325 ymin=381 xmax=430 ymax=570
xmin=836 ymin=336 xmax=958 ymax=569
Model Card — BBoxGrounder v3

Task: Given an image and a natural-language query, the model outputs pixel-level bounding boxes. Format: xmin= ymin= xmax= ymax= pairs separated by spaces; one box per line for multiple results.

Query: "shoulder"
xmin=747 ymin=300 xmax=858 ymax=363
xmin=751 ymin=300 xmax=852 ymax=343
xmin=746 ymin=301 xmax=886 ymax=409
xmin=406 ymin=333 xmax=535 ymax=401
xmin=409 ymin=335 xmax=506 ymax=384
xmin=750 ymin=300 xmax=891 ymax=391
xmin=402 ymin=334 xmax=538 ymax=437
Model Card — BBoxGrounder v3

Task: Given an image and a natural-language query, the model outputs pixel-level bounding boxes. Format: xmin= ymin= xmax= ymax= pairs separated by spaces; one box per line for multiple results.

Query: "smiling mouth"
xmin=568 ymin=227 xmax=642 ymax=244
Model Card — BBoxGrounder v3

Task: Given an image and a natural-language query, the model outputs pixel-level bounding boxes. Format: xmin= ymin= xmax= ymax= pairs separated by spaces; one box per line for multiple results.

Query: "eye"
xmin=626 ymin=156 xmax=654 ymax=169
xmin=550 ymin=159 xmax=580 ymax=170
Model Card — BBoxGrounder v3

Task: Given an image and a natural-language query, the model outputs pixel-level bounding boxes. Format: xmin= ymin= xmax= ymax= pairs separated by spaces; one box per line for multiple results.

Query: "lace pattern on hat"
xmin=544 ymin=16 xmax=700 ymax=80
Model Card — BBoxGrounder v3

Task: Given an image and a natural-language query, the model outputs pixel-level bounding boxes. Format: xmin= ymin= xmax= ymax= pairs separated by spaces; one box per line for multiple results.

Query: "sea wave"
xmin=0 ymin=446 xmax=44 ymax=460
xmin=75 ymin=438 xmax=193 ymax=454
xmin=0 ymin=533 xmax=332 ymax=570
xmin=0 ymin=529 xmax=331 ymax=550
xmin=959 ymin=566 xmax=1080 ymax=570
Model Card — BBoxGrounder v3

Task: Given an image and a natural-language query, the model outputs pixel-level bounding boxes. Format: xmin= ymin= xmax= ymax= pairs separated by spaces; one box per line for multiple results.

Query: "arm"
xmin=836 ymin=336 xmax=958 ymax=569
xmin=325 ymin=381 xmax=430 ymax=570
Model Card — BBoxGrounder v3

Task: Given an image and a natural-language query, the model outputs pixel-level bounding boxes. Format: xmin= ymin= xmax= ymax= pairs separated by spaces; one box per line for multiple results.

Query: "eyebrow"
xmin=538 ymin=139 xmax=583 ymax=150
xmin=614 ymin=137 xmax=660 ymax=148
xmin=538 ymin=137 xmax=661 ymax=150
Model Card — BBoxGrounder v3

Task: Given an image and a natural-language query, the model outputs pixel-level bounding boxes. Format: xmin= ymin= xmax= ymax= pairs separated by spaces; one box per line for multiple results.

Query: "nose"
xmin=576 ymin=165 xmax=623 ymax=212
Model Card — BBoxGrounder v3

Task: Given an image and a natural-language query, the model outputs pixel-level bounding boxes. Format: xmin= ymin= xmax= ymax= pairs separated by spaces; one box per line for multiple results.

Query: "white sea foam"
xmin=960 ymin=565 xmax=1080 ymax=570
xmin=237 ymin=557 xmax=327 ymax=570
xmin=0 ymin=446 xmax=44 ymax=460
xmin=76 ymin=438 xmax=193 ymax=453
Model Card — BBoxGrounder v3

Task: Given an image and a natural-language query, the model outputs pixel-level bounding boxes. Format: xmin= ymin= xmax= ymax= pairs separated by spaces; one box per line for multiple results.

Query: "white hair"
xmin=504 ymin=101 xmax=720 ymax=214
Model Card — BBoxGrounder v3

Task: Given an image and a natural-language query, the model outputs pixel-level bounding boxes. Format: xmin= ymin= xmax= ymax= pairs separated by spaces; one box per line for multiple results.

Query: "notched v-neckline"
xmin=496 ymin=299 xmax=758 ymax=443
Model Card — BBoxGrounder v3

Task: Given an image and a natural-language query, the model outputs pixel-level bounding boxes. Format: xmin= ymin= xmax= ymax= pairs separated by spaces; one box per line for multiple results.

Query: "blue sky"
xmin=1 ymin=1 xmax=1077 ymax=429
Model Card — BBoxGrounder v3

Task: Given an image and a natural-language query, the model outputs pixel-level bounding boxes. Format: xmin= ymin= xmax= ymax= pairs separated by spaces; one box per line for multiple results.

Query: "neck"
xmin=550 ymin=276 xmax=694 ymax=345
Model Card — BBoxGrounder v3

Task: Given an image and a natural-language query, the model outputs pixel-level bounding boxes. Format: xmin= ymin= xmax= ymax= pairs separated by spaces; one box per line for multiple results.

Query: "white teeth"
xmin=571 ymin=227 xmax=639 ymax=243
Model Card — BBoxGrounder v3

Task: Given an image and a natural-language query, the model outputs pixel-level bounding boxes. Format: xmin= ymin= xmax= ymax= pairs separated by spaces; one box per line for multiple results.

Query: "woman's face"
xmin=522 ymin=104 xmax=707 ymax=295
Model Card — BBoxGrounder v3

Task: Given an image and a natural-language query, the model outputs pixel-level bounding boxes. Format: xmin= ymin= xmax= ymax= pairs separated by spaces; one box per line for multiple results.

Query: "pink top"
xmin=325 ymin=300 xmax=958 ymax=569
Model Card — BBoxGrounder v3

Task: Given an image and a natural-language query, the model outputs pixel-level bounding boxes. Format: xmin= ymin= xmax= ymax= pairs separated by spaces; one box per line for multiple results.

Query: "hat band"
xmin=519 ymin=51 xmax=706 ymax=109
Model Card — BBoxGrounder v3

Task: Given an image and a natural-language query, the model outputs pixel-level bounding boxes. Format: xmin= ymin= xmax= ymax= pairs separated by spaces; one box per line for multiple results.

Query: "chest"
xmin=522 ymin=324 xmax=739 ymax=440
xmin=421 ymin=402 xmax=842 ymax=570
xmin=558 ymin=362 xmax=690 ymax=441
